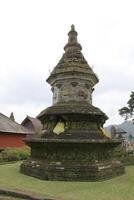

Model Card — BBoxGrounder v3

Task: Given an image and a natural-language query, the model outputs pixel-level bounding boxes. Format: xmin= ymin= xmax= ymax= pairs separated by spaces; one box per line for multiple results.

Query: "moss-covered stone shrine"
xmin=21 ymin=25 xmax=125 ymax=181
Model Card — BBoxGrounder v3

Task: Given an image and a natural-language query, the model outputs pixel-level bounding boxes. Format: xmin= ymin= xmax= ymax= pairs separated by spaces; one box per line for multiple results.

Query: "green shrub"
xmin=113 ymin=145 xmax=126 ymax=159
xmin=17 ymin=146 xmax=30 ymax=160
xmin=0 ymin=154 xmax=3 ymax=162
xmin=0 ymin=146 xmax=30 ymax=162
xmin=1 ymin=148 xmax=20 ymax=161
xmin=114 ymin=145 xmax=134 ymax=166
xmin=122 ymin=156 xmax=134 ymax=165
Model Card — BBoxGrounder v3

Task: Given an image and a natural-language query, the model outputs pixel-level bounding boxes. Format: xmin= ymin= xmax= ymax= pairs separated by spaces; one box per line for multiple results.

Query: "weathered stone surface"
xmin=21 ymin=161 xmax=124 ymax=181
xmin=21 ymin=25 xmax=125 ymax=181
xmin=46 ymin=25 xmax=98 ymax=105
xmin=21 ymin=139 xmax=124 ymax=181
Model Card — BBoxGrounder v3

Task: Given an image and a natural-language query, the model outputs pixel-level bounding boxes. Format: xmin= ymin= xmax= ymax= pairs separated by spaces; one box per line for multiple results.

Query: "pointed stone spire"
xmin=47 ymin=25 xmax=99 ymax=100
xmin=64 ymin=25 xmax=82 ymax=52
xmin=9 ymin=112 xmax=15 ymax=121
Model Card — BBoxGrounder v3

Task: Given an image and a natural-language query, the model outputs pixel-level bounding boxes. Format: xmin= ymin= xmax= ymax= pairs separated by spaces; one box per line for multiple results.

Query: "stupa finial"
xmin=64 ymin=25 xmax=82 ymax=51
xmin=71 ymin=24 xmax=75 ymax=31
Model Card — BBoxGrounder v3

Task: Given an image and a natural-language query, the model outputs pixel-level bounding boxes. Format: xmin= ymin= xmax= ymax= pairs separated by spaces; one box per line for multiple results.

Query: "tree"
xmin=119 ymin=91 xmax=134 ymax=121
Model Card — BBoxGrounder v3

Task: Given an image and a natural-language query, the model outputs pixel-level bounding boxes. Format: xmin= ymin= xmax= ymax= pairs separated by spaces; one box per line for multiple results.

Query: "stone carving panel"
xmin=52 ymin=79 xmax=93 ymax=104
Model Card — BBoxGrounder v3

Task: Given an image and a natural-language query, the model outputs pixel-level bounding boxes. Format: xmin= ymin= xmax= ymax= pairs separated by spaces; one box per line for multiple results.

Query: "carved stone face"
xmin=78 ymin=90 xmax=88 ymax=100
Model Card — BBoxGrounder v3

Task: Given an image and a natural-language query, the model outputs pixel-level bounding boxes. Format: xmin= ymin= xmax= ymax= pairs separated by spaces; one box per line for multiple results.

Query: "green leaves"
xmin=119 ymin=91 xmax=134 ymax=121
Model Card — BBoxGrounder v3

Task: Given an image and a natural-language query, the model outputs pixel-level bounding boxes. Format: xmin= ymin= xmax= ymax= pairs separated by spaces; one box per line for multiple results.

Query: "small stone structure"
xmin=21 ymin=25 xmax=125 ymax=181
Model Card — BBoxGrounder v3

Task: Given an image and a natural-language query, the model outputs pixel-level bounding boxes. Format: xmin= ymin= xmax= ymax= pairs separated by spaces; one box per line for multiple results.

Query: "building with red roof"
xmin=0 ymin=113 xmax=34 ymax=149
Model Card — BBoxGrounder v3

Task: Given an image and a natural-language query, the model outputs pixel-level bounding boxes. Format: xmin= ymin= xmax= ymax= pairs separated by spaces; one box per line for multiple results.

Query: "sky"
xmin=0 ymin=0 xmax=134 ymax=126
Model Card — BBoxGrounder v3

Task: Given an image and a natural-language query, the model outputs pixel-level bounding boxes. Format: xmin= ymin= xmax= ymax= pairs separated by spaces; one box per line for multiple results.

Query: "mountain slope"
xmin=105 ymin=121 xmax=134 ymax=137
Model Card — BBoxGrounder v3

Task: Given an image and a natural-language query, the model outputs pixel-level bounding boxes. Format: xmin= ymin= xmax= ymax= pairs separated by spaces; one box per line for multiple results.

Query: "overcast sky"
xmin=0 ymin=0 xmax=134 ymax=126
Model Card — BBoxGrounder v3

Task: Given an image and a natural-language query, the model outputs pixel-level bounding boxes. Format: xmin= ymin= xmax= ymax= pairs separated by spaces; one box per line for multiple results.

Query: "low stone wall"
xmin=21 ymin=139 xmax=125 ymax=181
xmin=0 ymin=161 xmax=17 ymax=165
xmin=21 ymin=160 xmax=125 ymax=181
xmin=0 ymin=188 xmax=60 ymax=200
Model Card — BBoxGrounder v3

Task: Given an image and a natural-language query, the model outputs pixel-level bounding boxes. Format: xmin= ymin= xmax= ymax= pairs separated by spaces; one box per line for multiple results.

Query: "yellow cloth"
xmin=53 ymin=122 xmax=65 ymax=135
xmin=100 ymin=127 xmax=110 ymax=138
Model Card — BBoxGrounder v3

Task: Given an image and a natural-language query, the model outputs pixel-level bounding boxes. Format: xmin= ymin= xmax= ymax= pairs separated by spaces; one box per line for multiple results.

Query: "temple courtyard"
xmin=0 ymin=162 xmax=134 ymax=200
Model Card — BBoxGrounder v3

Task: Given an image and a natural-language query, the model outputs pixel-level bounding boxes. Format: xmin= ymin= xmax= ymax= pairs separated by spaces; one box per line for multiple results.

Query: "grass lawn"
xmin=0 ymin=162 xmax=134 ymax=200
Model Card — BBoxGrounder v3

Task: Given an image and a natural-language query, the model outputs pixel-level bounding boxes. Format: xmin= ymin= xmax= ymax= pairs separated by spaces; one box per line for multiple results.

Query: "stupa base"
xmin=21 ymin=160 xmax=124 ymax=181
xmin=20 ymin=138 xmax=125 ymax=181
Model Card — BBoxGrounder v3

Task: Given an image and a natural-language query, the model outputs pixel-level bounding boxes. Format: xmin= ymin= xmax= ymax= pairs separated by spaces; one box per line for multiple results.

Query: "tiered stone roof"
xmin=47 ymin=25 xmax=98 ymax=86
xmin=38 ymin=25 xmax=107 ymax=122
xmin=37 ymin=102 xmax=108 ymax=119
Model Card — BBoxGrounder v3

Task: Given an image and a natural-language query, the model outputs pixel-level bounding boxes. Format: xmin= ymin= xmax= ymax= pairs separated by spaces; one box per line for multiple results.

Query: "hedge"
xmin=114 ymin=145 xmax=134 ymax=166
xmin=0 ymin=146 xmax=30 ymax=162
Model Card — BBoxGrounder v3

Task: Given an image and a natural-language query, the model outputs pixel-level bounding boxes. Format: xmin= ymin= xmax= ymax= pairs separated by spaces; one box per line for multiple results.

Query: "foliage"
xmin=17 ymin=146 xmax=31 ymax=160
xmin=0 ymin=154 xmax=3 ymax=162
xmin=0 ymin=146 xmax=30 ymax=162
xmin=1 ymin=148 xmax=20 ymax=161
xmin=113 ymin=144 xmax=126 ymax=159
xmin=119 ymin=91 xmax=134 ymax=121
xmin=122 ymin=151 xmax=134 ymax=166
xmin=0 ymin=162 xmax=134 ymax=200
xmin=114 ymin=145 xmax=134 ymax=165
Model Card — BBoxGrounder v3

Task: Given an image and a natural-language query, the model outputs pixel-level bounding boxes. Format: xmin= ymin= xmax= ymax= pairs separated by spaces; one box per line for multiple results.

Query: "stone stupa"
xmin=21 ymin=25 xmax=124 ymax=181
